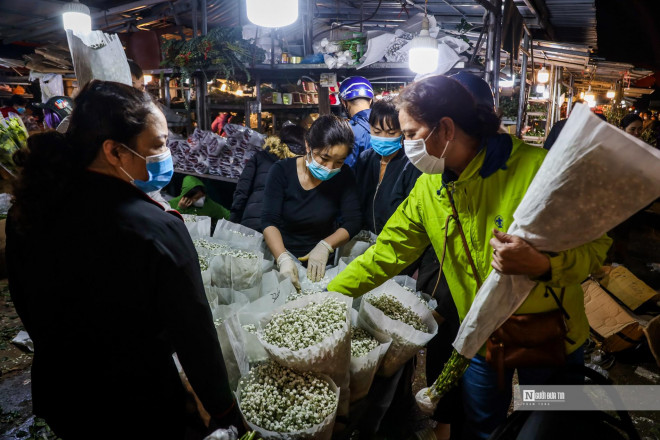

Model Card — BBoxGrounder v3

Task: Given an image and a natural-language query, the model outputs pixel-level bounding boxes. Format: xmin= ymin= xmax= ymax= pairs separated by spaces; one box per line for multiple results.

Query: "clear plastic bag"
xmin=338 ymin=230 xmax=377 ymax=263
xmin=236 ymin=371 xmax=339 ymax=440
xmin=182 ymin=214 xmax=212 ymax=238
xmin=213 ymin=219 xmax=264 ymax=249
xmin=257 ymin=292 xmax=352 ymax=415
xmin=349 ymin=309 xmax=392 ymax=402
xmin=359 ymin=280 xmax=438 ymax=377
xmin=210 ymin=244 xmax=264 ymax=302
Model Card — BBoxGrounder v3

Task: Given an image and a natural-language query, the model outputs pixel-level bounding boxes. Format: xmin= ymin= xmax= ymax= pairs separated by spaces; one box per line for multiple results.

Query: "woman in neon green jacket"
xmin=328 ymin=75 xmax=611 ymax=439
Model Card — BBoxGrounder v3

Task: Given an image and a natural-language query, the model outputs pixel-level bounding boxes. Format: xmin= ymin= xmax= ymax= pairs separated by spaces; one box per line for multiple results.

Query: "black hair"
xmin=305 ymin=115 xmax=354 ymax=153
xmin=278 ymin=124 xmax=307 ymax=155
xmin=620 ymin=113 xmax=642 ymax=129
xmin=12 ymin=80 xmax=158 ymax=232
xmin=369 ymin=97 xmax=400 ymax=132
xmin=127 ymin=59 xmax=143 ymax=79
xmin=184 ymin=186 xmax=205 ymax=198
xmin=10 ymin=94 xmax=27 ymax=106
xmin=396 ymin=75 xmax=501 ymax=139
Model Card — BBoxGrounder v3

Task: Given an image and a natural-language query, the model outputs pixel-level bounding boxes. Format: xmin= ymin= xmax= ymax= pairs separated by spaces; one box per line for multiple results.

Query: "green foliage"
xmin=499 ymin=95 xmax=519 ymax=120
xmin=603 ymin=105 xmax=628 ymax=128
xmin=161 ymin=27 xmax=266 ymax=82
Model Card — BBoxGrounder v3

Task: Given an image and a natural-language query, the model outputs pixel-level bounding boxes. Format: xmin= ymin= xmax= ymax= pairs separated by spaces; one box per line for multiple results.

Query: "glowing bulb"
xmin=408 ymin=15 xmax=439 ymax=74
xmin=246 ymin=0 xmax=298 ymax=27
xmin=143 ymin=75 xmax=153 ymax=84
xmin=542 ymin=89 xmax=550 ymax=99
xmin=536 ymin=66 xmax=549 ymax=84
xmin=536 ymin=84 xmax=545 ymax=94
xmin=606 ymin=89 xmax=615 ymax=99
xmin=62 ymin=0 xmax=92 ymax=35
xmin=584 ymin=86 xmax=595 ymax=103
xmin=235 ymin=89 xmax=244 ymax=96
xmin=220 ymin=83 xmax=228 ymax=92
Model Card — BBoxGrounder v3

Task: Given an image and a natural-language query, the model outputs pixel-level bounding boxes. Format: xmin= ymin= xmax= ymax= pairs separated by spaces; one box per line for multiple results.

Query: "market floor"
xmin=1 ymin=279 xmax=660 ymax=440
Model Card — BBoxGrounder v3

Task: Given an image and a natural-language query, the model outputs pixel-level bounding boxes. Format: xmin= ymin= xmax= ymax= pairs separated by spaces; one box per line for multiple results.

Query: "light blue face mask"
xmin=120 ymin=144 xmax=174 ymax=193
xmin=306 ymin=152 xmax=341 ymax=181
xmin=371 ymin=134 xmax=403 ymax=157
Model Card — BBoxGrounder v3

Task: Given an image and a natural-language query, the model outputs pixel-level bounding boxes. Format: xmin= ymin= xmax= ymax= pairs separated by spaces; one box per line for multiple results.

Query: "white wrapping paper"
xmin=454 ymin=103 xmax=660 ymax=359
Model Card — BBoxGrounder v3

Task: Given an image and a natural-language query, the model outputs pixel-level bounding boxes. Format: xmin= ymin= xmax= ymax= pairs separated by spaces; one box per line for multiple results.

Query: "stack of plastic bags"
xmin=168 ymin=125 xmax=264 ymax=179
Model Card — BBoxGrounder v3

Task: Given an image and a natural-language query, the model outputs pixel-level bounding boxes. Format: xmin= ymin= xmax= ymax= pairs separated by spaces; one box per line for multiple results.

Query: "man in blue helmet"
xmin=339 ymin=76 xmax=373 ymax=167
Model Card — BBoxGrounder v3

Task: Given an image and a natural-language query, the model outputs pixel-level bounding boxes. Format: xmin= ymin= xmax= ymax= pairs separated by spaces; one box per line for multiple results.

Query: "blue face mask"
xmin=16 ymin=107 xmax=26 ymax=115
xmin=120 ymin=145 xmax=174 ymax=193
xmin=306 ymin=152 xmax=341 ymax=181
xmin=371 ymin=134 xmax=403 ymax=157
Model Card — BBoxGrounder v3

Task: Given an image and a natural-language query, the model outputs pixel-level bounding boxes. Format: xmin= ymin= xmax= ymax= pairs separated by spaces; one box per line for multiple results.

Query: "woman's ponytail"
xmin=474 ymin=103 xmax=502 ymax=138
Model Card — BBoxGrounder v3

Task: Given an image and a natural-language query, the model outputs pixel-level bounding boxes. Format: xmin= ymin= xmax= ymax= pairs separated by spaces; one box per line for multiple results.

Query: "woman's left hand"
xmin=489 ymin=229 xmax=550 ymax=278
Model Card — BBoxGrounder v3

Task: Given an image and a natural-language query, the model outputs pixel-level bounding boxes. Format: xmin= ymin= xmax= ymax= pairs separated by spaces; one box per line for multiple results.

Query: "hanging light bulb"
xmin=246 ymin=0 xmax=298 ymax=28
xmin=584 ymin=85 xmax=595 ymax=103
xmin=62 ymin=0 xmax=92 ymax=35
xmin=220 ymin=83 xmax=228 ymax=92
xmin=536 ymin=65 xmax=550 ymax=84
xmin=143 ymin=74 xmax=153 ymax=84
xmin=606 ymin=88 xmax=615 ymax=99
xmin=579 ymin=91 xmax=585 ymax=99
xmin=535 ymin=84 xmax=545 ymax=94
xmin=408 ymin=14 xmax=439 ymax=74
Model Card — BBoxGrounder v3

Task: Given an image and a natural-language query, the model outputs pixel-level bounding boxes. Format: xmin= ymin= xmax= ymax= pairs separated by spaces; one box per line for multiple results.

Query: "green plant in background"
xmin=499 ymin=95 xmax=519 ymax=120
xmin=161 ymin=27 xmax=265 ymax=82
xmin=455 ymin=18 xmax=474 ymax=48
xmin=603 ymin=105 xmax=628 ymax=128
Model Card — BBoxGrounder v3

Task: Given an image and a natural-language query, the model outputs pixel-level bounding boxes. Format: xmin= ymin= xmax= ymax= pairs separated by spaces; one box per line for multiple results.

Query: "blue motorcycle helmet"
xmin=339 ymin=76 xmax=374 ymax=101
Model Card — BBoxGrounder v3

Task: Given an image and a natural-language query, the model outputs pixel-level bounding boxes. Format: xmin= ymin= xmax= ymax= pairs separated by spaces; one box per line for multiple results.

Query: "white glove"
xmin=298 ymin=240 xmax=333 ymax=282
xmin=277 ymin=252 xmax=300 ymax=290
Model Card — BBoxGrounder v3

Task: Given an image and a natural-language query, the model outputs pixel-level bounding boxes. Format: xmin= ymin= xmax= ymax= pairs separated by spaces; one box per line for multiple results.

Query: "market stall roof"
xmin=0 ymin=0 xmax=597 ymax=47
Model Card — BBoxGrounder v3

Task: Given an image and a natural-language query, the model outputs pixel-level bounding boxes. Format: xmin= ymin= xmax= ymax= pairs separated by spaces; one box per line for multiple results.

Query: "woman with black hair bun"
xmin=328 ymin=75 xmax=611 ymax=439
xmin=7 ymin=80 xmax=238 ymax=439
xmin=261 ymin=115 xmax=362 ymax=289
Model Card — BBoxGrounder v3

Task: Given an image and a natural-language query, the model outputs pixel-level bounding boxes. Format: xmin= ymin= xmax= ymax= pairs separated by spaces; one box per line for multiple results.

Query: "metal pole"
xmin=516 ymin=32 xmax=529 ymax=138
xmin=492 ymin=0 xmax=502 ymax=109
xmin=201 ymin=0 xmax=207 ymax=35
xmin=164 ymin=76 xmax=171 ymax=107
xmin=554 ymin=66 xmax=562 ymax=123
xmin=191 ymin=0 xmax=198 ymax=37
xmin=195 ymin=75 xmax=203 ymax=130
xmin=545 ymin=64 xmax=555 ymax=136
xmin=484 ymin=3 xmax=496 ymax=86
xmin=302 ymin=0 xmax=313 ymax=56
xmin=256 ymin=74 xmax=262 ymax=131
xmin=566 ymin=73 xmax=574 ymax=116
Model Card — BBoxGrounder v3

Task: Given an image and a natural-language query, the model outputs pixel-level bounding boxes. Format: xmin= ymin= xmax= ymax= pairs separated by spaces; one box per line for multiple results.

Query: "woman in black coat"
xmin=7 ymin=80 xmax=237 ymax=439
xmin=230 ymin=124 xmax=306 ymax=231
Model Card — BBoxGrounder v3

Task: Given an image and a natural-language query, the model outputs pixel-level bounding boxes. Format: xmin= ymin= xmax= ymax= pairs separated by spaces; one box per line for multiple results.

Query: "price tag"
xmin=320 ymin=73 xmax=338 ymax=88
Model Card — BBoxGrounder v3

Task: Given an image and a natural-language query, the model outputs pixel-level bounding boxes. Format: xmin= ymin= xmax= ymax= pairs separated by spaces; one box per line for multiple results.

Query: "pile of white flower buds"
xmin=350 ymin=328 xmax=379 ymax=357
xmin=368 ymin=294 xmax=429 ymax=332
xmin=263 ymin=297 xmax=347 ymax=350
xmin=240 ymin=362 xmax=336 ymax=432
xmin=242 ymin=324 xmax=257 ymax=334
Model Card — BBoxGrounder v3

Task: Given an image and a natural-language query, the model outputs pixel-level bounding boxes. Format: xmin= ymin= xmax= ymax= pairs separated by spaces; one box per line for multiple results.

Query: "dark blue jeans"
xmin=461 ymin=346 xmax=585 ymax=440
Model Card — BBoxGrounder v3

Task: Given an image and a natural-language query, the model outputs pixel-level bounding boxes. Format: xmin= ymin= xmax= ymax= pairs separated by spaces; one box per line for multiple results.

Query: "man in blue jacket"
xmin=339 ymin=76 xmax=373 ymax=167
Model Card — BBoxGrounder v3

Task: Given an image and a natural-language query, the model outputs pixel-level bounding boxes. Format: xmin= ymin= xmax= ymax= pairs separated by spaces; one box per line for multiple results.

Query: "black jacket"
xmin=230 ymin=149 xmax=279 ymax=231
xmin=354 ymin=148 xmax=422 ymax=234
xmin=7 ymin=171 xmax=233 ymax=439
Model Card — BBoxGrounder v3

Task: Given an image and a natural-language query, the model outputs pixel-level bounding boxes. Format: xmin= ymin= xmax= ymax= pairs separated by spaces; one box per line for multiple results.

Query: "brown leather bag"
xmin=485 ymin=287 xmax=571 ymax=388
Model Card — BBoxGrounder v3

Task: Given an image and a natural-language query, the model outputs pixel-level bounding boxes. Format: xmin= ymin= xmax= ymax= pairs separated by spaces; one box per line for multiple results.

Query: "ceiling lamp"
xmin=408 ymin=14 xmax=439 ymax=74
xmin=606 ymin=88 xmax=615 ymax=99
xmin=584 ymin=85 xmax=596 ymax=103
xmin=536 ymin=65 xmax=550 ymax=84
xmin=246 ymin=0 xmax=298 ymax=28
xmin=535 ymin=84 xmax=545 ymax=94
xmin=62 ymin=0 xmax=92 ymax=35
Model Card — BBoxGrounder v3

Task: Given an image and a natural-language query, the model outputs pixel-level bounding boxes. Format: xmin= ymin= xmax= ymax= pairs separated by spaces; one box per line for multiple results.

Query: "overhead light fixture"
xmin=499 ymin=78 xmax=514 ymax=88
xmin=62 ymin=0 xmax=92 ymax=35
xmin=235 ymin=89 xmax=244 ymax=96
xmin=606 ymin=88 xmax=615 ymax=99
xmin=579 ymin=91 xmax=585 ymax=99
xmin=584 ymin=85 xmax=595 ymax=103
xmin=542 ymin=89 xmax=550 ymax=99
xmin=535 ymin=84 xmax=545 ymax=94
xmin=220 ymin=83 xmax=228 ymax=92
xmin=536 ymin=65 xmax=550 ymax=84
xmin=408 ymin=14 xmax=439 ymax=74
xmin=246 ymin=0 xmax=298 ymax=28
xmin=143 ymin=74 xmax=153 ymax=84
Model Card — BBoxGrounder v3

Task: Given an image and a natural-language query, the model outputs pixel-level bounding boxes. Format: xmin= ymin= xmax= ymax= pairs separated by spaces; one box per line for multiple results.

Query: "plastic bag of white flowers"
xmin=182 ymin=214 xmax=212 ymax=238
xmin=194 ymin=237 xmax=232 ymax=285
xmin=257 ymin=292 xmax=352 ymax=416
xmin=209 ymin=241 xmax=265 ymax=301
xmin=338 ymin=230 xmax=378 ymax=263
xmin=393 ymin=275 xmax=438 ymax=311
xmin=213 ymin=304 xmax=250 ymax=391
xmin=213 ymin=219 xmax=264 ymax=249
xmin=295 ymin=259 xmax=348 ymax=297
xmin=236 ymin=362 xmax=339 ymax=440
xmin=349 ymin=309 xmax=391 ymax=402
xmin=359 ymin=279 xmax=438 ymax=377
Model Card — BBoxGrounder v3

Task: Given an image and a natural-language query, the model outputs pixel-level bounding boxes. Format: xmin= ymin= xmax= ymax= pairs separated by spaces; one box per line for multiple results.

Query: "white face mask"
xmin=403 ymin=126 xmax=451 ymax=175
xmin=193 ymin=196 xmax=205 ymax=208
